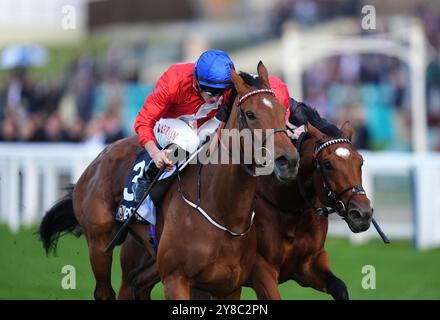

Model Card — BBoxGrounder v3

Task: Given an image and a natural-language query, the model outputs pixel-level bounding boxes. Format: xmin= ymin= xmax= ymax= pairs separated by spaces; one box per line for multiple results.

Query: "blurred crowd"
xmin=1 ymin=0 xmax=440 ymax=151
xmin=0 ymin=53 xmax=152 ymax=146
xmin=271 ymin=0 xmax=359 ymax=35
xmin=272 ymin=0 xmax=440 ymax=151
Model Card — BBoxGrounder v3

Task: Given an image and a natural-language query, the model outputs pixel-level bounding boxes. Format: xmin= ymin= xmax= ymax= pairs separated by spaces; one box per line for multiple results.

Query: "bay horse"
xmin=117 ymin=107 xmax=373 ymax=300
xmin=38 ymin=62 xmax=299 ymax=299
xmin=248 ymin=118 xmax=372 ymax=300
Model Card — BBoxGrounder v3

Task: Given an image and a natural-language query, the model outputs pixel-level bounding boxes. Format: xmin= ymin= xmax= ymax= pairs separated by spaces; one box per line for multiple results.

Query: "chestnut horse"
xmin=38 ymin=62 xmax=299 ymax=299
xmin=117 ymin=111 xmax=373 ymax=300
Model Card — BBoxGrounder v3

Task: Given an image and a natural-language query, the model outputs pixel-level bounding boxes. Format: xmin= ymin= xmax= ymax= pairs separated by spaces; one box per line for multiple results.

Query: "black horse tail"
xmin=38 ymin=185 xmax=81 ymax=255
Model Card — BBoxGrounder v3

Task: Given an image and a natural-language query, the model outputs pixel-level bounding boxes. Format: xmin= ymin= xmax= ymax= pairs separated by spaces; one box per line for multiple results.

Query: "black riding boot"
xmin=133 ymin=163 xmax=159 ymax=203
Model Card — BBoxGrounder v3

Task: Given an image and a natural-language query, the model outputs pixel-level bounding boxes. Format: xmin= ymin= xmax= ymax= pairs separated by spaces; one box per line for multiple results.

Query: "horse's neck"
xmin=293 ymin=138 xmax=319 ymax=210
xmin=202 ymin=108 xmax=256 ymax=229
xmin=258 ymin=139 xmax=317 ymax=213
xmin=205 ymin=163 xmax=256 ymax=228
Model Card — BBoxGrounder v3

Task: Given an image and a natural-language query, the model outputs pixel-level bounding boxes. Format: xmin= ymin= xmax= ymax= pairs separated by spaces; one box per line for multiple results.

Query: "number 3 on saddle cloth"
xmin=115 ymin=148 xmax=178 ymax=254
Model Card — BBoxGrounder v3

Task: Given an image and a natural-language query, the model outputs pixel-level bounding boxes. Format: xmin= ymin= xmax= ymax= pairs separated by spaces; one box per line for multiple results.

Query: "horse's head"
xmin=228 ymin=61 xmax=299 ymax=182
xmin=306 ymin=122 xmax=373 ymax=233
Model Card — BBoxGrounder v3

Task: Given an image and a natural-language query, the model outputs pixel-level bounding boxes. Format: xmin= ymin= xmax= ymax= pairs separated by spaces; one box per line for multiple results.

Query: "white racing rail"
xmin=1 ymin=143 xmax=439 ymax=250
xmin=0 ymin=142 xmax=102 ymax=233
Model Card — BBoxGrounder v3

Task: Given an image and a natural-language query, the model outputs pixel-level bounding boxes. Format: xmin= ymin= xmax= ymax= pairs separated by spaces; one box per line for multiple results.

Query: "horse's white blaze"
xmin=335 ymin=147 xmax=350 ymax=159
xmin=262 ymin=97 xmax=273 ymax=108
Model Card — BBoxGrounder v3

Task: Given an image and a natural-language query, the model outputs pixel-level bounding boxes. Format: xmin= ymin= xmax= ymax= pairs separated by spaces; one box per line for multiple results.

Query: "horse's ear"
xmin=257 ymin=61 xmax=270 ymax=89
xmin=306 ymin=122 xmax=321 ymax=139
xmin=230 ymin=68 xmax=247 ymax=95
xmin=340 ymin=121 xmax=353 ymax=141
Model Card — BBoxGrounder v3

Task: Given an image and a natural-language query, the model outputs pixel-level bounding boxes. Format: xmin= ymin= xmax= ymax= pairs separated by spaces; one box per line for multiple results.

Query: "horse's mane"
xmin=290 ymin=101 xmax=342 ymax=138
xmin=228 ymin=75 xmax=342 ymax=139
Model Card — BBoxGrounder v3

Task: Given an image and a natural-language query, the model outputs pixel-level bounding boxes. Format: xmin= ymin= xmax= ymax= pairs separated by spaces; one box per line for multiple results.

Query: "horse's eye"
xmin=245 ymin=111 xmax=256 ymax=120
xmin=361 ymin=159 xmax=365 ymax=166
xmin=323 ymin=160 xmax=332 ymax=170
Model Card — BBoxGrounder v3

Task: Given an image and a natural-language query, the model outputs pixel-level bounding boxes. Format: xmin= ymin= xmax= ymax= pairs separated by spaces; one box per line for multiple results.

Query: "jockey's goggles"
xmin=199 ymin=85 xmax=225 ymax=97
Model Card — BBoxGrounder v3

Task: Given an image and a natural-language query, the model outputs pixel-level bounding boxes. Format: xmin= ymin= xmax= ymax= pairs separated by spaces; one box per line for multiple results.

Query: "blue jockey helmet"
xmin=194 ymin=50 xmax=235 ymax=89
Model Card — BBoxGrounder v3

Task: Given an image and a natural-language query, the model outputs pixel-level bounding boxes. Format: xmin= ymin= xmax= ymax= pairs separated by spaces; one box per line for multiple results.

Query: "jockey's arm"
xmin=135 ymin=69 xmax=175 ymax=170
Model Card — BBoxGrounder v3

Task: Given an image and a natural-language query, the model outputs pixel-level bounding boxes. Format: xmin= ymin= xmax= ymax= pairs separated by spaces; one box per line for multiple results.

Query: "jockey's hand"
xmin=152 ymin=149 xmax=174 ymax=171
xmin=145 ymin=141 xmax=174 ymax=171
xmin=287 ymin=123 xmax=306 ymax=140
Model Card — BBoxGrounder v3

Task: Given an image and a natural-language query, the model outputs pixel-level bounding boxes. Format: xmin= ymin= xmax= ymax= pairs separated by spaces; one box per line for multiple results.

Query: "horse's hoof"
xmin=327 ymin=275 xmax=349 ymax=300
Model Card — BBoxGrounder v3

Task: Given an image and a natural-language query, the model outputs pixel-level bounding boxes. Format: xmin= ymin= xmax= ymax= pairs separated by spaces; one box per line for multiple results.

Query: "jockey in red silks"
xmin=133 ymin=49 xmax=290 ymax=198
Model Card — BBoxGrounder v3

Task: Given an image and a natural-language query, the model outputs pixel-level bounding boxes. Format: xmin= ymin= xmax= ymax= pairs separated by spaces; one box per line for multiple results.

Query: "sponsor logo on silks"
xmin=157 ymin=124 xmax=179 ymax=140
xmin=117 ymin=205 xmax=134 ymax=221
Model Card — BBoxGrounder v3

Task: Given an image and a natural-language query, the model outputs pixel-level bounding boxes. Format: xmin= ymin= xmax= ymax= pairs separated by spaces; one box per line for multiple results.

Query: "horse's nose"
xmin=275 ymin=152 xmax=298 ymax=170
xmin=274 ymin=152 xmax=299 ymax=181
xmin=348 ymin=200 xmax=373 ymax=221
xmin=275 ymin=155 xmax=288 ymax=169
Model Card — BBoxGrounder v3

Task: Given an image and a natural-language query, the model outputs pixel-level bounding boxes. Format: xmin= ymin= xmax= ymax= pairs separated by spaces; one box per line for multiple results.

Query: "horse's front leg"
xmin=119 ymin=232 xmax=158 ymax=300
xmin=216 ymin=287 xmax=242 ymax=300
xmin=295 ymin=250 xmax=349 ymax=300
xmin=325 ymin=272 xmax=349 ymax=300
xmin=249 ymin=256 xmax=281 ymax=300
xmin=163 ymin=273 xmax=191 ymax=300
xmin=191 ymin=288 xmax=213 ymax=300
xmin=132 ymin=258 xmax=160 ymax=299
xmin=119 ymin=226 xmax=159 ymax=300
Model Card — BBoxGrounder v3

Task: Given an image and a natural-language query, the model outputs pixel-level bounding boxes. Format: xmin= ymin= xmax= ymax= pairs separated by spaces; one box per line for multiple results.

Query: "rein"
xmin=177 ymin=162 xmax=255 ymax=237
xmin=176 ymin=88 xmax=287 ymax=236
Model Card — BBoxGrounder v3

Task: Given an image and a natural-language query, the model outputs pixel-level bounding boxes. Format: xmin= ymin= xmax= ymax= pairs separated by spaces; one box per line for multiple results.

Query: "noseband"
xmin=312 ymin=138 xmax=366 ymax=216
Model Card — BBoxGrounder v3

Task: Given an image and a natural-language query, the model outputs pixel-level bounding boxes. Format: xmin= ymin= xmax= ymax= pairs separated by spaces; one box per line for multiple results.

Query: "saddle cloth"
xmin=115 ymin=148 xmax=178 ymax=225
xmin=115 ymin=139 xmax=209 ymax=225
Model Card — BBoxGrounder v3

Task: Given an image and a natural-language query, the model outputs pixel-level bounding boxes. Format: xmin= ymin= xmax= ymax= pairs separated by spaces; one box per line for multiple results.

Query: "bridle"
xmin=295 ymin=132 xmax=366 ymax=217
xmin=175 ymin=88 xmax=289 ymax=236
xmin=314 ymin=138 xmax=366 ymax=215
xmin=237 ymin=88 xmax=288 ymax=142
xmin=233 ymin=88 xmax=288 ymax=176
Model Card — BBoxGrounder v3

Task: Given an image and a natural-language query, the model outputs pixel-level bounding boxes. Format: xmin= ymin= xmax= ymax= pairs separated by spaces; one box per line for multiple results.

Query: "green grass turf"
xmin=0 ymin=224 xmax=439 ymax=300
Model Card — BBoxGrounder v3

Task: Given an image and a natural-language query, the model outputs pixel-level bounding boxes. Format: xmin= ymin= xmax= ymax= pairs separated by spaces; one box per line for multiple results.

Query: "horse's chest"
xmin=192 ymin=238 xmax=254 ymax=291
xmin=201 ymin=261 xmax=242 ymax=288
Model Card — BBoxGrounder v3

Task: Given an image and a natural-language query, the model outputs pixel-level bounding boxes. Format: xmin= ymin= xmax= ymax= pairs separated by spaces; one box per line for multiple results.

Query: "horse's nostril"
xmin=275 ymin=156 xmax=289 ymax=168
xmin=349 ymin=210 xmax=362 ymax=220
